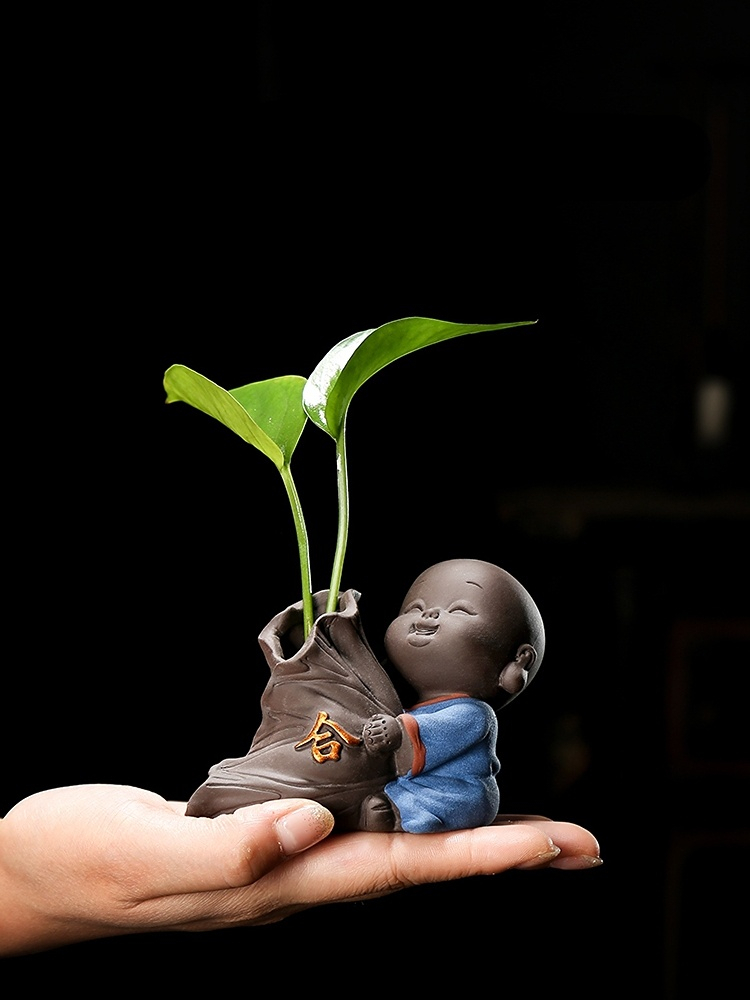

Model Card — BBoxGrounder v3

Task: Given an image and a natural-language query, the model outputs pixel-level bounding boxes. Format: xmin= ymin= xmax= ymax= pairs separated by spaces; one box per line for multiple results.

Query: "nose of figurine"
xmin=422 ymin=606 xmax=440 ymax=619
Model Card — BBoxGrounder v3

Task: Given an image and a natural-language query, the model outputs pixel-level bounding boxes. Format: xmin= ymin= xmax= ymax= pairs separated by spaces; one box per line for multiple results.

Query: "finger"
xmin=505 ymin=820 xmax=603 ymax=869
xmin=259 ymin=821 xmax=562 ymax=908
xmin=132 ymin=798 xmax=335 ymax=898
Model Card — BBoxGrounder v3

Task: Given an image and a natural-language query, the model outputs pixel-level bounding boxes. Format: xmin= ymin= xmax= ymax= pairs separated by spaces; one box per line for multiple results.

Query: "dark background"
xmin=4 ymin=4 xmax=749 ymax=995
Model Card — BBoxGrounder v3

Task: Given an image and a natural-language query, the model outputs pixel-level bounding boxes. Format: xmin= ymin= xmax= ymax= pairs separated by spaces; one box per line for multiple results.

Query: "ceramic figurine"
xmin=185 ymin=558 xmax=544 ymax=832
xmin=365 ymin=557 xmax=544 ymax=833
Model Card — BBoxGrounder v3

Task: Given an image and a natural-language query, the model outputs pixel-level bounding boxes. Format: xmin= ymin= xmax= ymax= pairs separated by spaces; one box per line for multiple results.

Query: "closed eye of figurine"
xmin=403 ymin=600 xmax=425 ymax=614
xmin=448 ymin=602 xmax=477 ymax=615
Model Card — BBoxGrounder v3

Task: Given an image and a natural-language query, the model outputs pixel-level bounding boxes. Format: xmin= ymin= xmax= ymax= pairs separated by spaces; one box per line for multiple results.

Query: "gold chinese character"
xmin=295 ymin=711 xmax=363 ymax=763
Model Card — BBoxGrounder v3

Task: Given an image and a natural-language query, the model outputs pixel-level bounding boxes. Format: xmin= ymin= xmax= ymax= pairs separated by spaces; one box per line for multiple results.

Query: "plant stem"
xmin=326 ymin=429 xmax=350 ymax=614
xmin=280 ymin=464 xmax=314 ymax=637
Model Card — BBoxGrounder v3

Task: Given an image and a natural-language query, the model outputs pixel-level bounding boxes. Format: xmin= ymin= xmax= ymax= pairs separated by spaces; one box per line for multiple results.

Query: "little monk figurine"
xmin=360 ymin=558 xmax=545 ymax=832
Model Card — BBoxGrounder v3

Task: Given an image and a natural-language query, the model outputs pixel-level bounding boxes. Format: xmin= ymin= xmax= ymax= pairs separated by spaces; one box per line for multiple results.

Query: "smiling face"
xmin=384 ymin=558 xmax=545 ymax=705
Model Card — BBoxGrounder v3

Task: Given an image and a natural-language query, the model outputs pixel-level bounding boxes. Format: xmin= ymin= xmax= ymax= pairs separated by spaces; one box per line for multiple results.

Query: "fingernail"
xmin=550 ymin=854 xmax=604 ymax=870
xmin=514 ymin=845 xmax=562 ymax=870
xmin=275 ymin=803 xmax=335 ymax=856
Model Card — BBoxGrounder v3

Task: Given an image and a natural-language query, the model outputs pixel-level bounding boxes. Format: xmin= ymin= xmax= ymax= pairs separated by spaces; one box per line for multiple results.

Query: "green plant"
xmin=164 ymin=316 xmax=535 ymax=638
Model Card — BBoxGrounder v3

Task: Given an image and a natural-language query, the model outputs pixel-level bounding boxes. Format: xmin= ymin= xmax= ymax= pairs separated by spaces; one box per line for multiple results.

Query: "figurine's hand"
xmin=362 ymin=714 xmax=402 ymax=755
xmin=0 ymin=786 xmax=602 ymax=957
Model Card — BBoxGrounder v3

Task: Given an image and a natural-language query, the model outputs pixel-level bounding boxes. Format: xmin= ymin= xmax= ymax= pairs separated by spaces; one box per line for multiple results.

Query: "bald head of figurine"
xmin=384 ymin=558 xmax=545 ymax=709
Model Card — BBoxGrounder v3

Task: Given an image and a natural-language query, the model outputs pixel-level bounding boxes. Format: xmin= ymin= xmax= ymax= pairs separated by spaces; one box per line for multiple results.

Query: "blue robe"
xmin=385 ymin=695 xmax=500 ymax=833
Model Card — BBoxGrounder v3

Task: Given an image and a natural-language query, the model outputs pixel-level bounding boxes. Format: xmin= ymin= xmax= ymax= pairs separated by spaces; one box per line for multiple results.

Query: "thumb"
xmin=142 ymin=798 xmax=335 ymax=897
xmin=234 ymin=798 xmax=336 ymax=863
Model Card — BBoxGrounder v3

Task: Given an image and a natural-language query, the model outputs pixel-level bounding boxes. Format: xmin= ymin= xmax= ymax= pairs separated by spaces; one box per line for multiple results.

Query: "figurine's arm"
xmin=363 ymin=714 xmax=422 ymax=776
xmin=406 ymin=700 xmax=496 ymax=769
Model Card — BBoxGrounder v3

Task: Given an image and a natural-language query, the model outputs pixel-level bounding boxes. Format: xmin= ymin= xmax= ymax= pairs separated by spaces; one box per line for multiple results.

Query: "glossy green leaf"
xmin=302 ymin=315 xmax=538 ymax=613
xmin=164 ymin=365 xmax=307 ymax=471
xmin=302 ymin=316 xmax=537 ymax=440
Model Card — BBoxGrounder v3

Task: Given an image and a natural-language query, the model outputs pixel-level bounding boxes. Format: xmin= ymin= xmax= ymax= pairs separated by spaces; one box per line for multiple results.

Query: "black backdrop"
xmin=4 ymin=5 xmax=749 ymax=995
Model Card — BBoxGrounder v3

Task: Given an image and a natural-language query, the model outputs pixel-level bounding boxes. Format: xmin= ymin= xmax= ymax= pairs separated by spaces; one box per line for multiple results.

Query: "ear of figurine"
xmin=498 ymin=644 xmax=537 ymax=696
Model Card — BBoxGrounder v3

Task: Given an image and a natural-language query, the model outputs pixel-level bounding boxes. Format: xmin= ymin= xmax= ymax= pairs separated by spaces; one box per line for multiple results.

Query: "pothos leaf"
xmin=302 ymin=316 xmax=537 ymax=440
xmin=163 ymin=365 xmax=307 ymax=471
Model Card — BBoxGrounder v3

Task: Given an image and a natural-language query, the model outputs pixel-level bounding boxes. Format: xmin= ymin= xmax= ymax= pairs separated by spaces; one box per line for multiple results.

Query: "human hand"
xmin=0 ymin=784 xmax=601 ymax=956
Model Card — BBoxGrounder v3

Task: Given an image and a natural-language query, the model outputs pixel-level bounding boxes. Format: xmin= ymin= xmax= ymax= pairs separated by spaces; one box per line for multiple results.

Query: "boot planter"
xmin=186 ymin=590 xmax=405 ymax=831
